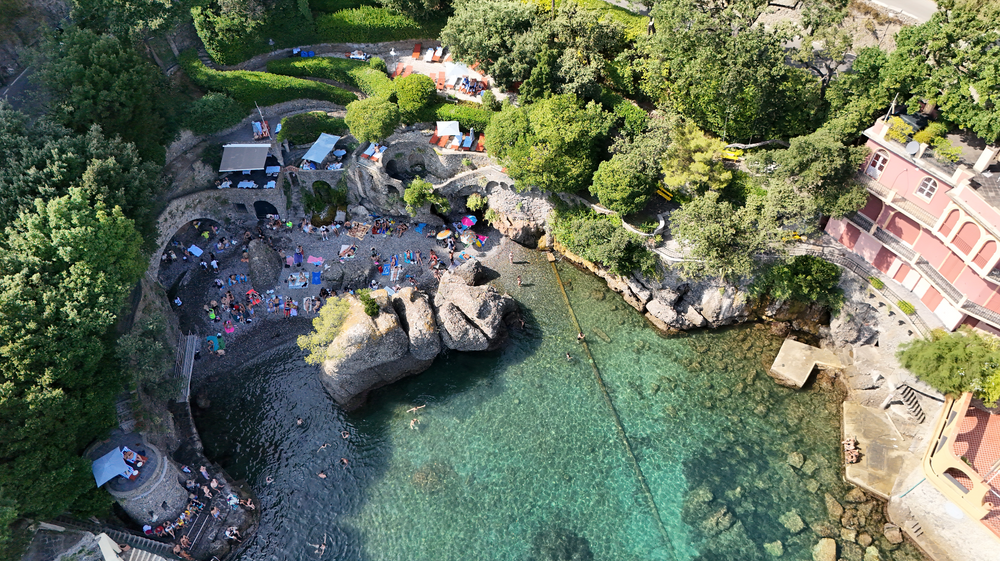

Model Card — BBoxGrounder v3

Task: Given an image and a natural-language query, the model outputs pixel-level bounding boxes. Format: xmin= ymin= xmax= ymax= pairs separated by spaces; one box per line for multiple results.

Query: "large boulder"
xmin=485 ymin=184 xmax=554 ymax=247
xmin=247 ymin=239 xmax=282 ymax=292
xmin=829 ymin=301 xmax=880 ymax=347
xmin=812 ymin=538 xmax=837 ymax=561
xmin=319 ymin=292 xmax=433 ymax=410
xmin=434 ymin=270 xmax=517 ymax=351
xmin=391 ymin=287 xmax=441 ymax=361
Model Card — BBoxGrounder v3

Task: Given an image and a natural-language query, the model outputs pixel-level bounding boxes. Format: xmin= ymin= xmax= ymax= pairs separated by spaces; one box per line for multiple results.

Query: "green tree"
xmin=748 ymin=128 xmax=869 ymax=218
xmin=32 ymin=27 xmax=170 ymax=162
xmin=661 ymin=122 xmax=732 ymax=194
xmin=298 ymin=297 xmax=353 ymax=364
xmin=183 ymin=93 xmax=246 ymax=135
xmin=821 ymin=46 xmax=891 ymax=141
xmin=440 ymin=0 xmax=537 ymax=89
xmin=643 ymin=0 xmax=823 ymax=141
xmin=70 ymin=0 xmax=184 ymax=39
xmin=749 ymin=255 xmax=843 ymax=312
xmin=0 ymin=188 xmax=146 ymax=542
xmin=0 ymin=102 xmax=163 ymax=244
xmin=394 ymin=73 xmax=436 ymax=122
xmin=403 ymin=177 xmax=449 ymax=215
xmin=191 ymin=0 xmax=269 ymax=65
xmin=590 ymin=157 xmax=653 ymax=215
xmin=377 ymin=0 xmax=450 ymax=19
xmin=898 ymin=327 xmax=1000 ymax=404
xmin=485 ymin=94 xmax=612 ymax=193
xmin=345 ymin=97 xmax=400 ymax=143
xmin=551 ymin=208 xmax=657 ymax=276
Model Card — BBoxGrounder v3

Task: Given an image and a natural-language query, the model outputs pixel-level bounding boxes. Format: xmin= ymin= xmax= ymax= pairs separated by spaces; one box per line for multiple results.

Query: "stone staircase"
xmin=196 ymin=47 xmax=220 ymax=70
xmin=900 ymin=384 xmax=927 ymax=423
xmin=52 ymin=515 xmax=178 ymax=559
xmin=115 ymin=393 xmax=138 ymax=432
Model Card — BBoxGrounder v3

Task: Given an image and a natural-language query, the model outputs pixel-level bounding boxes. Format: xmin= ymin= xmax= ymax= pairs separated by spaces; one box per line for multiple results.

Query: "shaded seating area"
xmin=429 ymin=121 xmax=485 ymax=152
xmin=218 ymin=144 xmax=276 ymax=189
xmin=300 ymin=133 xmax=346 ymax=170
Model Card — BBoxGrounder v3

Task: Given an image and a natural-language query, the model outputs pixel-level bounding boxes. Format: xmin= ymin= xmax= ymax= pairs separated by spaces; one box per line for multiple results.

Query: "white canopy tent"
xmin=444 ymin=62 xmax=470 ymax=82
xmin=436 ymin=121 xmax=461 ymax=137
xmin=219 ymin=144 xmax=270 ymax=172
xmin=302 ymin=133 xmax=341 ymax=164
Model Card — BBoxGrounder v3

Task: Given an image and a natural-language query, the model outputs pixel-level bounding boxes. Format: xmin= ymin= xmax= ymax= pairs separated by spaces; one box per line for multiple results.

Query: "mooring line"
xmin=548 ymin=260 xmax=677 ymax=560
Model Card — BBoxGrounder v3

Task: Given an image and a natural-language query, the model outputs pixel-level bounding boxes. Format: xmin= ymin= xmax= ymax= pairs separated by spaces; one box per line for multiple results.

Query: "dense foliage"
xmin=485 ymin=95 xmax=612 ymax=193
xmin=299 ymin=297 xmax=353 ymax=363
xmin=32 ymin=27 xmax=171 ymax=162
xmin=552 ymin=207 xmax=658 ymax=277
xmin=345 ymin=97 xmax=401 ymax=143
xmin=749 ymin=255 xmax=844 ymax=312
xmin=404 ymin=177 xmax=449 ymax=215
xmin=182 ymin=93 xmax=247 ymax=136
xmin=180 ymin=50 xmax=358 ymax=110
xmin=70 ymin=0 xmax=185 ymax=40
xmin=394 ymin=73 xmax=437 ymax=122
xmin=898 ymin=328 xmax=1000 ymax=405
xmin=192 ymin=0 xmax=318 ymax=65
xmin=276 ymin=112 xmax=349 ymax=145
xmin=268 ymin=56 xmax=394 ymax=97
xmin=316 ymin=6 xmax=445 ymax=43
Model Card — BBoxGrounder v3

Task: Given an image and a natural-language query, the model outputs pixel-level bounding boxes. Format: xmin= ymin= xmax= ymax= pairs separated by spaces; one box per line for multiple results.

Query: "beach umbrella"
xmin=461 ymin=215 xmax=477 ymax=227
xmin=92 ymin=448 xmax=128 ymax=487
xmin=461 ymin=231 xmax=475 ymax=245
xmin=437 ymin=229 xmax=453 ymax=240
xmin=445 ymin=62 xmax=470 ymax=82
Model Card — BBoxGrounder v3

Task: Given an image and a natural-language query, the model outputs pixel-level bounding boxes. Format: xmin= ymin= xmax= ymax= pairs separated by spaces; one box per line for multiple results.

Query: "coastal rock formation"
xmin=319 ymin=292 xmax=433 ymax=410
xmin=318 ymin=264 xmax=516 ymax=409
xmin=434 ymin=265 xmax=517 ymax=351
xmin=247 ymin=239 xmax=282 ymax=292
xmin=485 ymin=185 xmax=555 ymax=247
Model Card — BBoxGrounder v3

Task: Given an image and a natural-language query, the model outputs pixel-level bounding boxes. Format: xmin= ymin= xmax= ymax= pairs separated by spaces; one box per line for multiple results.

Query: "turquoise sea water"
xmin=194 ymin=253 xmax=922 ymax=561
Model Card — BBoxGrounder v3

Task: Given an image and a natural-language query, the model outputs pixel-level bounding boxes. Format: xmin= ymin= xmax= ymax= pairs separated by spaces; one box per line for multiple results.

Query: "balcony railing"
xmin=889 ymin=194 xmax=938 ymax=230
xmin=988 ymin=268 xmax=1000 ymax=285
xmin=856 ymin=172 xmax=892 ymax=199
xmin=913 ymin=258 xmax=965 ymax=304
xmin=847 ymin=212 xmax=874 ymax=233
xmin=873 ymin=227 xmax=918 ymax=261
xmin=961 ymin=301 xmax=1000 ymax=330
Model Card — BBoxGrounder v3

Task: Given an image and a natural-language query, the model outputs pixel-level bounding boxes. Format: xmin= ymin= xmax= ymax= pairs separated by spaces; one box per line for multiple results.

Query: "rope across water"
xmin=548 ymin=259 xmax=677 ymax=560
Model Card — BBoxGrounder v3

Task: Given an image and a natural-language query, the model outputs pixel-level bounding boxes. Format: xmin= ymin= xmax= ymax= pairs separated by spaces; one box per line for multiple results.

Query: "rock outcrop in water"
xmin=319 ymin=261 xmax=517 ymax=409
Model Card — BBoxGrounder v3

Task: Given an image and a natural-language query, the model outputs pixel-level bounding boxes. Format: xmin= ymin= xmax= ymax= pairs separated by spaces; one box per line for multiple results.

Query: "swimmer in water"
xmin=341 ymin=431 xmax=350 ymax=439
xmin=318 ymin=443 xmax=329 ymax=451
xmin=318 ymin=472 xmax=326 ymax=479
xmin=265 ymin=476 xmax=273 ymax=484
xmin=340 ymin=458 xmax=349 ymax=467
xmin=410 ymin=418 xmax=419 ymax=429
xmin=566 ymin=352 xmax=573 ymax=361
xmin=406 ymin=405 xmax=426 ymax=413
xmin=296 ymin=418 xmax=303 ymax=426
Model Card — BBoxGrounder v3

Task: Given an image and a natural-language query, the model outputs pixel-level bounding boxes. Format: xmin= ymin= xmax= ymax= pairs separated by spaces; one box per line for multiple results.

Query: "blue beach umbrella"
xmin=92 ymin=448 xmax=127 ymax=487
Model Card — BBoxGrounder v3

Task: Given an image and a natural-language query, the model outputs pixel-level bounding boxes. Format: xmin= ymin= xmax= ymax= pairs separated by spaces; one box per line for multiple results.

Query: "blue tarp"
xmin=302 ymin=133 xmax=341 ymax=164
xmin=92 ymin=448 xmax=127 ymax=487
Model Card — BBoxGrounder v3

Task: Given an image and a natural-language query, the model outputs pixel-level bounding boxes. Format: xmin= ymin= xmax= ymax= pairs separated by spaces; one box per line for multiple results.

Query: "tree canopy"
xmin=32 ymin=27 xmax=171 ymax=162
xmin=485 ymin=94 xmax=613 ymax=193
xmin=299 ymin=297 xmax=353 ymax=364
xmin=345 ymin=97 xmax=401 ymax=144
xmin=898 ymin=327 xmax=1000 ymax=405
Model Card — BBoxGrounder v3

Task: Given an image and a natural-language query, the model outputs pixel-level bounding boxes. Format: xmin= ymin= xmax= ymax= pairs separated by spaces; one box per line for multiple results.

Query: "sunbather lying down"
xmin=339 ymin=245 xmax=357 ymax=257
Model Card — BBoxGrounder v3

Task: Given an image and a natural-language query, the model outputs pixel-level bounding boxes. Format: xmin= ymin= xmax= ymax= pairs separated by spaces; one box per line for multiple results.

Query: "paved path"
xmin=868 ymin=0 xmax=937 ymax=22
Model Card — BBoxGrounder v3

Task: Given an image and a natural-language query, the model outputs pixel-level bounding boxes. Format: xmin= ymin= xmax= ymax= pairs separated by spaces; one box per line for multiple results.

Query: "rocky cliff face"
xmin=318 ymin=264 xmax=516 ymax=410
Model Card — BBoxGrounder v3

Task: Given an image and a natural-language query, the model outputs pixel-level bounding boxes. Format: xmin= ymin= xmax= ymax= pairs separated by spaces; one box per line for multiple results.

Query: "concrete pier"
xmin=769 ymin=338 xmax=843 ymax=388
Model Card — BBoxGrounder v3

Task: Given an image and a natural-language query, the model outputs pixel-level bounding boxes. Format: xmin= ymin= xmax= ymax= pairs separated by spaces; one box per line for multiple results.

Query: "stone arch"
xmin=973 ymin=240 xmax=997 ymax=270
xmin=940 ymin=208 xmax=961 ymax=238
xmin=254 ymin=200 xmax=279 ymax=219
xmin=953 ymin=222 xmax=981 ymax=256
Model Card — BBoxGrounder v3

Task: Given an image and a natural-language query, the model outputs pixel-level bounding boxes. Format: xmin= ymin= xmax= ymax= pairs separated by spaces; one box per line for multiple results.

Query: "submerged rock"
xmin=787 ymin=452 xmax=805 ymax=469
xmin=824 ymin=493 xmax=844 ymax=519
xmin=434 ymin=269 xmax=517 ymax=351
xmin=764 ymin=540 xmax=784 ymax=557
xmin=779 ymin=510 xmax=805 ymax=534
xmin=845 ymin=487 xmax=867 ymax=503
xmin=812 ymin=538 xmax=837 ymax=561
xmin=883 ymin=523 xmax=903 ymax=544
xmin=530 ymin=526 xmax=593 ymax=561
xmin=864 ymin=546 xmax=882 ymax=561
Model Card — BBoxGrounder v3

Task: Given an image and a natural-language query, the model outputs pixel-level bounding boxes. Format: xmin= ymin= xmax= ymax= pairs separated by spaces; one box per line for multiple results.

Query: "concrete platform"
xmin=843 ymin=402 xmax=913 ymax=499
xmin=769 ymin=338 xmax=843 ymax=388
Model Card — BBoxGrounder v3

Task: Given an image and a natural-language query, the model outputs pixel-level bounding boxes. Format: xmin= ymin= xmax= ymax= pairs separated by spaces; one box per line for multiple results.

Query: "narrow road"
xmin=868 ymin=0 xmax=937 ymax=22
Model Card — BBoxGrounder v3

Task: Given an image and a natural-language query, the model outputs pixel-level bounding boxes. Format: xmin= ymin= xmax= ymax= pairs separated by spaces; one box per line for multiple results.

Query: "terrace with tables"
xmin=390 ymin=43 xmax=508 ymax=104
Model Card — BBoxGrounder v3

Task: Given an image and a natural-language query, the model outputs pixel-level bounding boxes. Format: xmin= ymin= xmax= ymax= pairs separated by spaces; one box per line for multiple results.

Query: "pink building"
xmin=826 ymin=117 xmax=1000 ymax=333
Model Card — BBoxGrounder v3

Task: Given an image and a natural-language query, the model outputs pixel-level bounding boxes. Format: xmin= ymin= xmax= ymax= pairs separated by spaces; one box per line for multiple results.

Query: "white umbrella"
xmin=445 ymin=62 xmax=470 ymax=82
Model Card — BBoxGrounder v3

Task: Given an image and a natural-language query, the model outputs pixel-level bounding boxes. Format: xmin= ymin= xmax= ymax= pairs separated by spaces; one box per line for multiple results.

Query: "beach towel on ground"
xmin=188 ymin=245 xmax=204 ymax=257
xmin=416 ymin=223 xmax=426 ymax=233
xmin=312 ymin=272 xmax=321 ymax=284
xmin=307 ymin=255 xmax=324 ymax=265
xmin=381 ymin=264 xmax=390 ymax=275
xmin=293 ymin=253 xmax=303 ymax=265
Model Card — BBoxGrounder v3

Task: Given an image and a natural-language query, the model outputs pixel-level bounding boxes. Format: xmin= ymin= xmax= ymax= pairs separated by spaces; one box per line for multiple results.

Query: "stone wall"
xmin=148 ymin=186 xmax=288 ymax=279
xmin=107 ymin=439 xmax=189 ymax=526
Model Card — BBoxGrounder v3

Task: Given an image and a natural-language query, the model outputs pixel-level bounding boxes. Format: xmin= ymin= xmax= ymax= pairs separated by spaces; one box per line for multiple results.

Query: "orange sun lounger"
xmin=428 ymin=133 xmax=439 ymax=145
xmin=432 ymin=47 xmax=442 ymax=62
xmin=411 ymin=43 xmax=422 ymax=59
xmin=476 ymin=134 xmax=486 ymax=152
xmin=436 ymin=73 xmax=446 ymax=90
xmin=437 ymin=135 xmax=451 ymax=147
xmin=400 ymin=65 xmax=413 ymax=78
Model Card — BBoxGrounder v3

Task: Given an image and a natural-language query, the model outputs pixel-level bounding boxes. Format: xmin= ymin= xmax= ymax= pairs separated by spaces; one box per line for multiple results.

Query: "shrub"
xmin=898 ymin=327 xmax=1000 ymax=404
xmin=868 ymin=276 xmax=885 ymax=290
xmin=192 ymin=4 xmax=319 ymax=66
xmin=298 ymin=297 xmax=353 ymax=363
xmin=466 ymin=193 xmax=487 ymax=211
xmin=404 ymin=177 xmax=449 ymax=215
xmin=897 ymin=300 xmax=917 ymax=315
xmin=884 ymin=116 xmax=914 ymax=143
xmin=315 ymin=6 xmax=443 ymax=43
xmin=267 ymin=56 xmax=394 ymax=98
xmin=368 ymin=56 xmax=387 ymax=73
xmin=358 ymin=289 xmax=380 ymax=317
xmin=345 ymin=97 xmax=400 ymax=142
xmin=484 ymin=207 xmax=500 ymax=225
xmin=601 ymin=90 xmax=647 ymax=138
xmin=310 ymin=0 xmax=369 ymax=11
xmin=416 ymin=101 xmax=494 ymax=130
xmin=551 ymin=206 xmax=658 ymax=277
xmin=183 ymin=92 xmax=246 ymax=135
xmin=749 ymin=255 xmax=844 ymax=313
xmin=201 ymin=144 xmax=224 ymax=171
xmin=395 ymin=73 xmax=436 ymax=122
xmin=180 ymin=50 xmax=357 ymax=111
xmin=931 ymin=137 xmax=962 ymax=163
xmin=912 ymin=121 xmax=948 ymax=144
xmin=276 ymin=111 xmax=349 ymax=144
xmin=480 ymin=90 xmax=499 ymax=112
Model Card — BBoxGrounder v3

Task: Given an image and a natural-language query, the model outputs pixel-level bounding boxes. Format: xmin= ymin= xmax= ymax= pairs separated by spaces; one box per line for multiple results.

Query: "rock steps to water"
xmin=319 ymin=261 xmax=516 ymax=409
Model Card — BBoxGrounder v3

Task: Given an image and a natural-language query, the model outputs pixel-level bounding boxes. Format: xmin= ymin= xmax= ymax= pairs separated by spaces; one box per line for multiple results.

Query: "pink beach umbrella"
xmin=461 ymin=215 xmax=477 ymax=227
